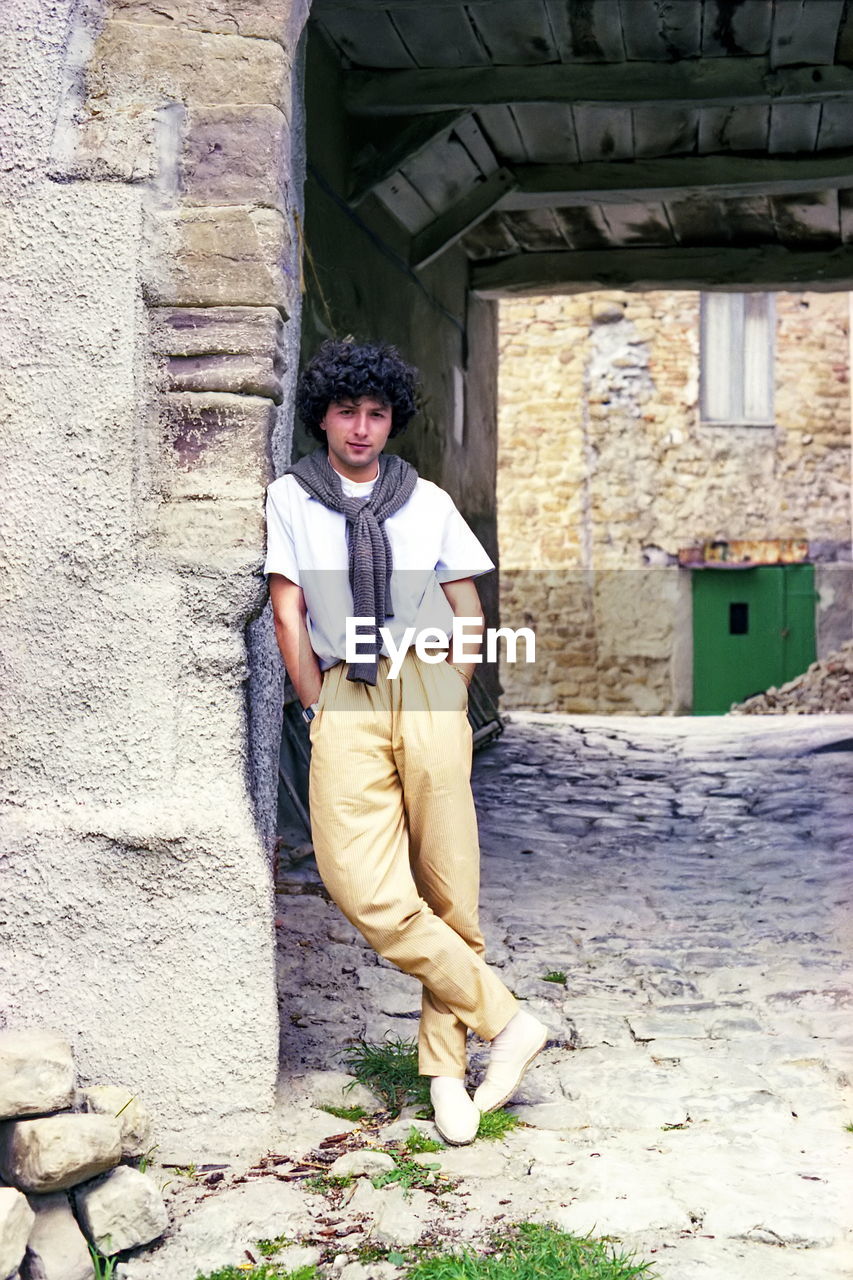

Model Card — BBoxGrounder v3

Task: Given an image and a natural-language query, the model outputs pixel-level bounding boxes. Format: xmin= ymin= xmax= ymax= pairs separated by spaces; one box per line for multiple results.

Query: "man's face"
xmin=320 ymin=397 xmax=394 ymax=482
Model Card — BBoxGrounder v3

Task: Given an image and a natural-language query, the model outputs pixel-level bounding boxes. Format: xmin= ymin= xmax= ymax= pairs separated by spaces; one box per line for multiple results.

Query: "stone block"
xmin=354 ymin=967 xmax=420 ymax=1017
xmin=0 ymin=1116 xmax=122 ymax=1193
xmin=109 ymin=0 xmax=304 ymax=48
xmin=109 ymin=1181 xmax=310 ymax=1276
xmin=20 ymin=1191 xmax=92 ymax=1280
xmin=550 ymin=1193 xmax=690 ymax=1236
xmin=329 ymin=1150 xmax=395 ymax=1177
xmin=182 ymin=106 xmax=289 ymax=208
xmin=701 ymin=1193 xmax=842 ymax=1249
xmin=0 ymin=1031 xmax=76 ymax=1120
xmin=160 ymin=393 xmax=275 ymax=500
xmin=165 ymin=356 xmax=283 ymax=402
xmin=371 ymin=1185 xmax=432 ymax=1247
xmin=289 ymin=1071 xmax=381 ymax=1113
xmin=74 ymin=1166 xmax=168 ymax=1256
xmin=150 ymin=305 xmax=286 ymax=401
xmin=424 ymin=1145 xmax=508 ymax=1178
xmin=149 ymin=306 xmax=285 ymax=358
xmin=374 ymin=1117 xmax=437 ymax=1146
xmin=78 ymin=1088 xmax=152 ymax=1161
xmin=87 ymin=22 xmax=287 ymax=109
xmin=145 ymin=208 xmax=293 ymax=310
xmin=626 ymin=1014 xmax=706 ymax=1042
xmin=707 ymin=1016 xmax=765 ymax=1040
xmin=152 ymin=498 xmax=266 ymax=570
xmin=50 ymin=111 xmax=156 ymax=184
xmin=0 ymin=1189 xmax=34 ymax=1280
xmin=504 ymin=1100 xmax=571 ymax=1131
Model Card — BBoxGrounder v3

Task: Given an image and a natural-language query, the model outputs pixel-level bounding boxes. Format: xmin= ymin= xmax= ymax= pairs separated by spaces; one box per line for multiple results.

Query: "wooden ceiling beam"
xmin=470 ymin=246 xmax=853 ymax=296
xmin=499 ymin=153 xmax=853 ymax=210
xmin=315 ymin=0 xmax=491 ymax=7
xmin=345 ymin=60 xmax=853 ymax=116
xmin=411 ymin=167 xmax=518 ymax=270
xmin=349 ymin=111 xmax=469 ymax=205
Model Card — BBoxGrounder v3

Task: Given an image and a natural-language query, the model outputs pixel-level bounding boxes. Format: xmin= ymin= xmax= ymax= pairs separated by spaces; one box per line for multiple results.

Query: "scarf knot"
xmin=286 ymin=448 xmax=418 ymax=684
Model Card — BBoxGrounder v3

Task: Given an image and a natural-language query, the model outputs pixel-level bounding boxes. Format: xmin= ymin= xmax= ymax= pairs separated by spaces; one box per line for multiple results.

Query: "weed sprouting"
xmin=406 ymin=1221 xmax=656 ymax=1279
xmin=370 ymin=1151 xmax=443 ymax=1193
xmin=340 ymin=1036 xmax=431 ymax=1115
xmin=303 ymin=1173 xmax=355 ymax=1195
xmin=88 ymin=1244 xmax=117 ymax=1280
xmin=404 ymin=1125 xmax=444 ymax=1154
xmin=256 ymin=1233 xmax=295 ymax=1257
xmin=477 ymin=1109 xmax=520 ymax=1141
xmin=318 ymin=1103 xmax=369 ymax=1122
xmin=135 ymin=1143 xmax=159 ymax=1174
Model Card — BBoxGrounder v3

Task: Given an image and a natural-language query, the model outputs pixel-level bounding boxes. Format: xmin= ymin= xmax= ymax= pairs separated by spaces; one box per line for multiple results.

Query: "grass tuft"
xmin=371 ymin=1151 xmax=444 ymax=1193
xmin=303 ymin=1173 xmax=354 ymax=1195
xmin=135 ymin=1143 xmax=159 ymax=1174
xmin=404 ymin=1125 xmax=445 ymax=1154
xmin=318 ymin=1103 xmax=369 ymax=1122
xmin=477 ymin=1109 xmax=520 ymax=1141
xmin=354 ymin=1243 xmax=421 ymax=1266
xmin=256 ymin=1234 xmax=295 ymax=1258
xmin=340 ymin=1036 xmax=431 ymax=1115
xmin=406 ymin=1221 xmax=656 ymax=1280
xmin=542 ymin=971 xmax=568 ymax=985
xmin=845 ymin=1121 xmax=853 ymax=1133
xmin=88 ymin=1245 xmax=118 ymax=1280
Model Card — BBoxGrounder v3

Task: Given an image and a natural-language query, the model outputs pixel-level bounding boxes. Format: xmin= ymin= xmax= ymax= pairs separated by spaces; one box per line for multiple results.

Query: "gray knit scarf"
xmin=287 ymin=447 xmax=418 ymax=685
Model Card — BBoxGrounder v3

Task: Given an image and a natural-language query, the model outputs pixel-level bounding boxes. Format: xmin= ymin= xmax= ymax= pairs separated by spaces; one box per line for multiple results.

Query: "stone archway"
xmin=4 ymin=0 xmax=853 ymax=1161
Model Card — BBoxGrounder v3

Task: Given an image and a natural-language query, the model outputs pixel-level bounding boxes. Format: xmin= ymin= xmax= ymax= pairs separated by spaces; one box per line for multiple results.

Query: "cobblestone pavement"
xmin=121 ymin=714 xmax=853 ymax=1280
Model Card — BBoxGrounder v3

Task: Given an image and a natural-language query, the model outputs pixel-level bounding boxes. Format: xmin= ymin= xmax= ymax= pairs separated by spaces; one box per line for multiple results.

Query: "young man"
xmin=265 ymin=339 xmax=547 ymax=1145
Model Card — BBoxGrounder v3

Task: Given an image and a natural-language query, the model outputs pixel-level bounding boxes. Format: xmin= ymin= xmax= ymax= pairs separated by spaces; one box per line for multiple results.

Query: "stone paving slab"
xmin=120 ymin=714 xmax=853 ymax=1279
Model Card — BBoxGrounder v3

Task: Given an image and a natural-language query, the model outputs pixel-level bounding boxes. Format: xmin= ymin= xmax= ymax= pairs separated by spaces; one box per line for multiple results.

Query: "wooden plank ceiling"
xmin=309 ymin=0 xmax=853 ymax=292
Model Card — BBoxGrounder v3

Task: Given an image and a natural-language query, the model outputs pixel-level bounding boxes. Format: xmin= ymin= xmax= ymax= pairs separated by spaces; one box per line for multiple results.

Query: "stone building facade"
xmin=5 ymin=0 xmax=851 ymax=1162
xmin=498 ymin=291 xmax=852 ymax=714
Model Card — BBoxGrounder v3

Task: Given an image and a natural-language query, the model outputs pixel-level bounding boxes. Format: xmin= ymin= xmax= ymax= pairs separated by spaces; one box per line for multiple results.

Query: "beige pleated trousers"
xmin=308 ymin=649 xmax=518 ymax=1077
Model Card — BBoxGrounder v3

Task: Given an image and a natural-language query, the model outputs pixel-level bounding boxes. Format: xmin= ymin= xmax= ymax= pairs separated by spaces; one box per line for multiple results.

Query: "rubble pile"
xmin=729 ymin=640 xmax=853 ymax=715
xmin=0 ymin=1029 xmax=167 ymax=1280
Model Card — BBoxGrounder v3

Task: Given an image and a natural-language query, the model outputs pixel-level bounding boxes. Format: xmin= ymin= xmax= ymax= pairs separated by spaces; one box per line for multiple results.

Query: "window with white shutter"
xmin=700 ymin=292 xmax=775 ymax=425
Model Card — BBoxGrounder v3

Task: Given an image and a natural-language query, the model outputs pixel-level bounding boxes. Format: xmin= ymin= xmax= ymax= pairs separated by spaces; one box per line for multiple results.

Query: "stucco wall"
xmin=498 ymin=291 xmax=852 ymax=714
xmin=0 ymin=0 xmax=307 ymax=1158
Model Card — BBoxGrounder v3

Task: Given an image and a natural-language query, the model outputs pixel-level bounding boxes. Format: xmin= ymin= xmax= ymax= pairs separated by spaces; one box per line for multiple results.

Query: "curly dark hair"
xmin=296 ymin=338 xmax=420 ymax=441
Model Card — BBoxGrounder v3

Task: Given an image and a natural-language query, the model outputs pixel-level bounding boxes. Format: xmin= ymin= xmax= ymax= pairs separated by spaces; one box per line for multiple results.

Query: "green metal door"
xmin=692 ymin=564 xmax=817 ymax=714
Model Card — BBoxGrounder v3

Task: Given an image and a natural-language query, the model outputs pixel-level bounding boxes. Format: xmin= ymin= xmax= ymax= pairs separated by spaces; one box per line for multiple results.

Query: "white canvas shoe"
xmin=472 ymin=1011 xmax=548 ymax=1113
xmin=429 ymin=1076 xmax=480 ymax=1146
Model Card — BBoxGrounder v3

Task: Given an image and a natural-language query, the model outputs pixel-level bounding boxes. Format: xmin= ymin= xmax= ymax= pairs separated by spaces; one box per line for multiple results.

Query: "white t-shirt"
xmin=264 ymin=464 xmax=494 ymax=670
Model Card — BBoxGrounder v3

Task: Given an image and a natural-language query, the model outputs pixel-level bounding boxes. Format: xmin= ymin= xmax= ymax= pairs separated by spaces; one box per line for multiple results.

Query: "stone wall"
xmin=1 ymin=0 xmax=308 ymax=1157
xmin=498 ymin=291 xmax=852 ymax=713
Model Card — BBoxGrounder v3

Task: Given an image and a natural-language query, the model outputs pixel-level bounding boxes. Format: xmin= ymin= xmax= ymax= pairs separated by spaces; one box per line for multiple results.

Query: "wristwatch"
xmin=301 ymin=701 xmax=320 ymax=724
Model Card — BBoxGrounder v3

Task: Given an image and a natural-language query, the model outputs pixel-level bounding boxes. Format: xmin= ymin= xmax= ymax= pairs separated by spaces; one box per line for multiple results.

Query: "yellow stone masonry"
xmin=497 ymin=290 xmax=851 ymax=714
